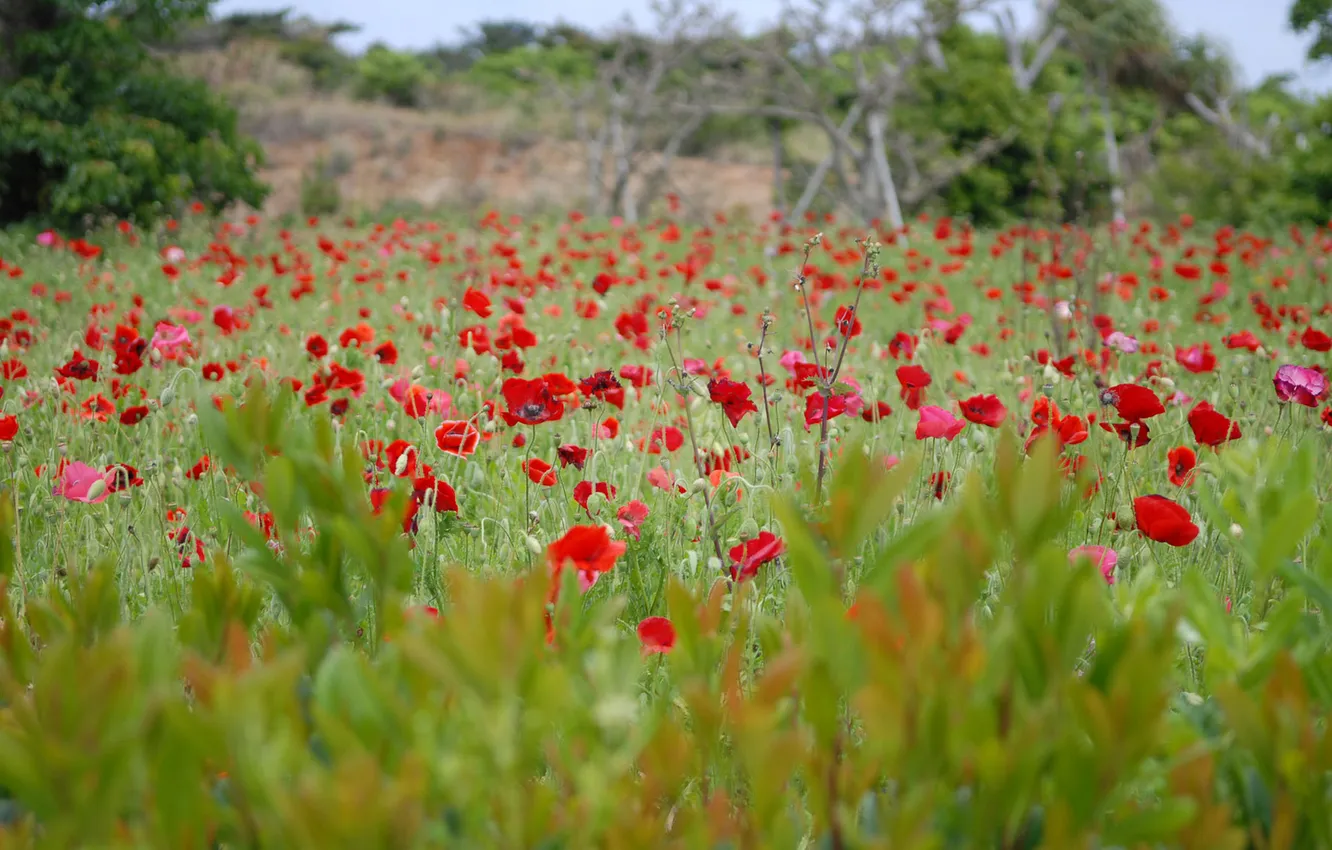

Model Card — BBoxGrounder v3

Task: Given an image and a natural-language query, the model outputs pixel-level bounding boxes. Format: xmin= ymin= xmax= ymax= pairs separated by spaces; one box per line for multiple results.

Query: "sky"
xmin=215 ymin=0 xmax=1332 ymax=92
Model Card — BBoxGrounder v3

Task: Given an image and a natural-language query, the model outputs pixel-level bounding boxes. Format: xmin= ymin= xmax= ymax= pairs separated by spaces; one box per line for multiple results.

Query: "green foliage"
xmin=0 ymin=0 xmax=268 ymax=229
xmin=1291 ymin=0 xmax=1332 ymax=61
xmin=4 ymin=375 xmax=1332 ymax=844
xmin=354 ymin=44 xmax=431 ymax=108
xmin=299 ymin=157 xmax=342 ymax=216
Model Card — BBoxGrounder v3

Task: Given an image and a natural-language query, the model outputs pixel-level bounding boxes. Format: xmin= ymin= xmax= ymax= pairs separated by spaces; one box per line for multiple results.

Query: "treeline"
xmin=192 ymin=0 xmax=1332 ymax=228
xmin=4 ymin=0 xmax=1332 ymax=229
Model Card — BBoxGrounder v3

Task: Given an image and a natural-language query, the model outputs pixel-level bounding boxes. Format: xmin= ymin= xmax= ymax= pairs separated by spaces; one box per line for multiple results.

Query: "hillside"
xmin=181 ymin=41 xmax=777 ymax=221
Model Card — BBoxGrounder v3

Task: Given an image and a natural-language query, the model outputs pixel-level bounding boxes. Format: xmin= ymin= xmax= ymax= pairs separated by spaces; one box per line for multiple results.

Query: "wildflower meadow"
xmin=1 ymin=209 xmax=1332 ymax=847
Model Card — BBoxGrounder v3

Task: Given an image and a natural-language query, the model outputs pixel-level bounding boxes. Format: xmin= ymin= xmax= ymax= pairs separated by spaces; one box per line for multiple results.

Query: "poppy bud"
xmin=394 ymin=453 xmax=411 ymax=477
xmin=1116 ymin=506 xmax=1136 ymax=531
xmin=467 ymin=464 xmax=485 ymax=488
xmin=1042 ymin=363 xmax=1061 ymax=384
xmin=84 ymin=478 xmax=107 ymax=503
xmin=186 ymin=414 xmax=197 ymax=427
xmin=737 ymin=517 xmax=759 ymax=539
xmin=584 ymin=492 xmax=608 ymax=515
xmin=737 ymin=430 xmax=751 ymax=446
xmin=386 ymin=418 xmax=396 ymax=431
xmin=1157 ymin=377 xmax=1175 ymax=392
xmin=1230 ymin=523 xmax=1243 ymax=538
xmin=689 ymin=477 xmax=708 ymax=494
xmin=525 ymin=535 xmax=542 ymax=555
xmin=150 ymin=347 xmax=162 ymax=364
xmin=160 ymin=385 xmax=176 ymax=407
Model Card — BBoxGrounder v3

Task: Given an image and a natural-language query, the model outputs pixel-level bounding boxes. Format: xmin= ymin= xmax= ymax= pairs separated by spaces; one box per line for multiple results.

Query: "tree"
xmin=1291 ymin=0 xmax=1332 ymax=62
xmin=0 ymin=0 xmax=268 ymax=229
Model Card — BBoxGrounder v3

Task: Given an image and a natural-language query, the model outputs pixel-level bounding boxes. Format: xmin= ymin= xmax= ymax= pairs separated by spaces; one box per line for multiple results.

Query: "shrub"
xmin=0 ymin=0 xmax=269 ymax=230
xmin=300 ymin=158 xmax=342 ymax=216
xmin=0 ymin=375 xmax=1329 ymax=845
xmin=354 ymin=45 xmax=430 ymax=108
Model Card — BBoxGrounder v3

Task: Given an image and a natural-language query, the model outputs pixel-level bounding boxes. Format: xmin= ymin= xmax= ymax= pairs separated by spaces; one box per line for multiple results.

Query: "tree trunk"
xmin=866 ymin=108 xmax=905 ymax=235
xmin=769 ymin=119 xmax=786 ymax=218
xmin=1097 ymin=65 xmax=1125 ymax=224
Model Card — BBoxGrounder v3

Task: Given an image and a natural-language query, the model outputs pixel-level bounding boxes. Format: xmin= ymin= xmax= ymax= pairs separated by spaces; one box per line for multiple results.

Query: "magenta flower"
xmin=1069 ymin=545 xmax=1118 ymax=585
xmin=149 ymin=322 xmax=191 ymax=358
xmin=616 ymin=500 xmax=650 ymax=541
xmin=54 ymin=462 xmax=113 ymax=504
xmin=915 ymin=405 xmax=966 ymax=441
xmin=1105 ymin=331 xmax=1139 ymax=353
xmin=1273 ymin=364 xmax=1330 ymax=407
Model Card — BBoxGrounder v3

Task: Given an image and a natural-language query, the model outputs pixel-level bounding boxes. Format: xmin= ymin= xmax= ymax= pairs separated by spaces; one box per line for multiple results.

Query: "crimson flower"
xmin=412 ymin=473 xmax=459 ymax=514
xmin=834 ymin=305 xmax=862 ymax=338
xmin=707 ymin=378 xmax=758 ymax=427
xmin=1167 ymin=446 xmax=1197 ymax=487
xmin=573 ymin=480 xmax=616 ymax=513
xmin=435 ymin=419 xmax=480 ymax=457
xmin=0 ymin=415 xmax=16 ymax=442
xmin=1133 ymin=495 xmax=1200 ymax=547
xmin=959 ymin=394 xmax=1007 ymax=427
xmin=729 ymin=531 xmax=785 ymax=582
xmin=1302 ymin=327 xmax=1332 ymax=352
xmin=1174 ymin=343 xmax=1216 ymax=374
xmin=119 ymin=406 xmax=149 ymax=426
xmin=1099 ymin=420 xmax=1151 ymax=449
xmin=579 ymin=370 xmax=625 ymax=409
xmin=896 ymin=365 xmax=931 ymax=410
xmin=1101 ymin=383 xmax=1164 ymax=422
xmin=547 ymin=525 xmax=627 ymax=593
xmin=557 ymin=444 xmax=590 ymax=469
xmin=637 ymin=616 xmax=676 ymax=655
xmin=501 ymin=377 xmax=565 ymax=426
xmin=804 ymin=391 xmax=852 ymax=429
xmin=523 ymin=458 xmax=558 ymax=486
xmin=860 ymin=401 xmax=893 ymax=422
xmin=1187 ymin=401 xmax=1240 ymax=447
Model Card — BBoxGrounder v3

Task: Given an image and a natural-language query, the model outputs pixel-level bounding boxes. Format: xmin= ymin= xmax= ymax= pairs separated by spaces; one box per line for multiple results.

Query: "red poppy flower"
xmin=1133 ymin=495 xmax=1200 ymax=547
xmin=412 ymin=474 xmax=459 ymax=514
xmin=834 ymin=305 xmax=862 ymax=338
xmin=896 ymin=365 xmax=931 ymax=410
xmin=57 ymin=351 xmax=99 ymax=381
xmin=119 ymin=405 xmax=149 ymax=426
xmin=501 ymin=377 xmax=565 ymax=426
xmin=888 ymin=332 xmax=917 ymax=360
xmin=1187 ymin=401 xmax=1241 ymax=447
xmin=1100 ymin=420 xmax=1151 ymax=449
xmin=435 ymin=419 xmax=480 ymax=457
xmin=1101 ymin=383 xmax=1164 ymax=422
xmin=547 ymin=524 xmax=627 ymax=593
xmin=385 ymin=440 xmax=419 ymax=478
xmin=579 ymin=370 xmax=625 ymax=409
xmin=728 ymin=530 xmax=785 ymax=582
xmin=0 ymin=360 xmax=27 ymax=380
xmin=462 ymin=287 xmax=493 ymax=318
xmin=523 ymin=458 xmax=558 ymax=486
xmin=960 ymin=394 xmax=1007 ymax=427
xmin=106 ymin=463 xmax=143 ymax=491
xmin=557 ymin=443 xmax=590 ymax=469
xmin=202 ymin=362 xmax=225 ymax=382
xmin=1302 ymin=327 xmax=1332 ymax=352
xmin=804 ymin=392 xmax=852 ymax=428
xmin=0 ymin=415 xmax=16 ymax=442
xmin=305 ymin=334 xmax=329 ymax=358
xmin=371 ymin=487 xmax=421 ymax=534
xmin=1167 ymin=446 xmax=1197 ymax=487
xmin=573 ymin=480 xmax=616 ymax=512
xmin=860 ymin=401 xmax=893 ymax=422
xmin=1223 ymin=330 xmax=1261 ymax=352
xmin=373 ymin=341 xmax=399 ymax=365
xmin=1174 ymin=343 xmax=1216 ymax=374
xmin=707 ymin=378 xmax=758 ymax=427
xmin=637 ymin=616 xmax=676 ymax=655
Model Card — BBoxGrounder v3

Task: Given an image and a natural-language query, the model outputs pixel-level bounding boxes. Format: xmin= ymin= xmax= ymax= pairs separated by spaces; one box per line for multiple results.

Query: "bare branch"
xmin=1184 ymin=92 xmax=1273 ymax=159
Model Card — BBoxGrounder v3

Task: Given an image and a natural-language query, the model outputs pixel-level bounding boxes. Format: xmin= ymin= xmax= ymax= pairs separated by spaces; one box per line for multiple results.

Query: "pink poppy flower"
xmin=915 ymin=405 xmax=966 ymax=441
xmin=1274 ymin=364 xmax=1329 ymax=407
xmin=149 ymin=322 xmax=191 ymax=357
xmin=1069 ymin=545 xmax=1119 ymax=585
xmin=779 ymin=350 xmax=807 ymax=375
xmin=54 ymin=462 xmax=113 ymax=504
xmin=1105 ymin=332 xmax=1139 ymax=353
xmin=617 ymin=500 xmax=650 ymax=541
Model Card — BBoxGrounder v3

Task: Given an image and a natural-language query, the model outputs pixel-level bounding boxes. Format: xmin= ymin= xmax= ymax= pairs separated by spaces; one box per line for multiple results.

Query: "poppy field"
xmin=1 ymin=211 xmax=1332 ymax=847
